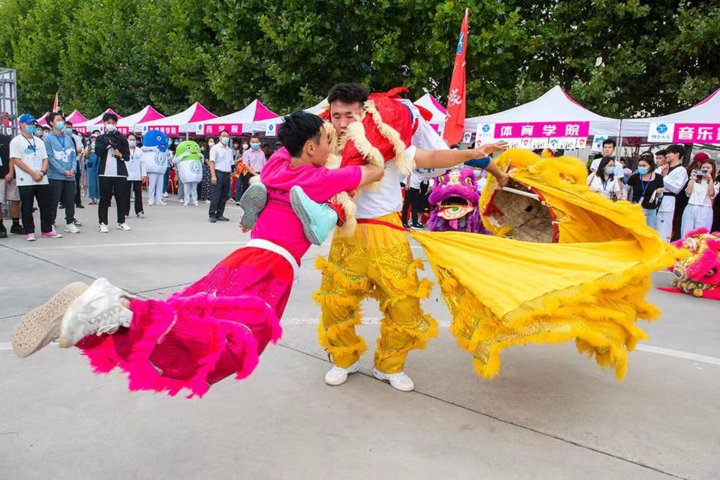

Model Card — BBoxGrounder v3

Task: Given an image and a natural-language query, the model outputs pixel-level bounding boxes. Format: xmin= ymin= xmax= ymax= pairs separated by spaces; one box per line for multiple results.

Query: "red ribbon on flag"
xmin=52 ymin=92 xmax=59 ymax=112
xmin=443 ymin=9 xmax=469 ymax=146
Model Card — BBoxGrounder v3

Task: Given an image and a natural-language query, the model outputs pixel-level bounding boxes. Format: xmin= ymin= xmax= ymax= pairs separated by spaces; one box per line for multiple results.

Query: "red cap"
xmin=693 ymin=152 xmax=710 ymax=162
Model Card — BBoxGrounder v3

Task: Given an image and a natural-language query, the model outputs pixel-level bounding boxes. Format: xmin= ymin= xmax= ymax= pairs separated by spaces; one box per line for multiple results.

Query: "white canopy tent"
xmin=465 ymin=86 xmax=621 ymax=140
xmin=137 ymin=102 xmax=216 ymax=137
xmin=621 ymin=88 xmax=720 ymax=143
xmin=180 ymin=100 xmax=278 ymax=135
xmin=414 ymin=93 xmax=447 ymax=130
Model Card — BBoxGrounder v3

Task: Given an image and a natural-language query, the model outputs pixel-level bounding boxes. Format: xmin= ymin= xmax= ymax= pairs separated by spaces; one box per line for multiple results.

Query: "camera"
xmin=694 ymin=169 xmax=708 ymax=182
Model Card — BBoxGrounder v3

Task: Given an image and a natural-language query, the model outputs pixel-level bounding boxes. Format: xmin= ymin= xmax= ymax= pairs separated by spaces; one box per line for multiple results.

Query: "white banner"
xmin=474 ymin=122 xmax=495 ymax=147
xmin=265 ymin=122 xmax=279 ymax=137
xmin=591 ymin=134 xmax=607 ymax=152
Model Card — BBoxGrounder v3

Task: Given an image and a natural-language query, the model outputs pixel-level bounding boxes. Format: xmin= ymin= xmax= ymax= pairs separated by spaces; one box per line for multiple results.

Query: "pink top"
xmin=251 ymin=148 xmax=361 ymax=263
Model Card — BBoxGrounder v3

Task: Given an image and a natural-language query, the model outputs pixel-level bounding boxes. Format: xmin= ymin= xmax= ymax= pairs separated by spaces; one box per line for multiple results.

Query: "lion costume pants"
xmin=314 ymin=213 xmax=438 ymax=373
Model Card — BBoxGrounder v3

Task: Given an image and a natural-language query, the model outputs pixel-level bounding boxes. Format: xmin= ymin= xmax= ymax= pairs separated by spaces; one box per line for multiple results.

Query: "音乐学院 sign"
xmin=648 ymin=123 xmax=720 ymax=144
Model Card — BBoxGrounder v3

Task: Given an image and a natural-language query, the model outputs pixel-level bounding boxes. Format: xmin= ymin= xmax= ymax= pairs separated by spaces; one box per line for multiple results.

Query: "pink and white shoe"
xmin=26 ymin=233 xmax=36 ymax=242
xmin=41 ymin=231 xmax=63 ymax=239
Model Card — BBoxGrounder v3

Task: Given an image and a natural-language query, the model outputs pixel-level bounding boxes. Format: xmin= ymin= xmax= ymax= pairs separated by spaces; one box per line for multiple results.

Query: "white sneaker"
xmin=163 ymin=192 xmax=168 ymax=198
xmin=136 ymin=212 xmax=145 ymax=218
xmin=99 ymin=223 xmax=109 ymax=233
xmin=147 ymin=201 xmax=154 ymax=207
xmin=58 ymin=278 xmax=133 ymax=348
xmin=183 ymin=202 xmax=189 ymax=207
xmin=158 ymin=200 xmax=167 ymax=206
xmin=193 ymin=202 xmax=199 ymax=207
xmin=117 ymin=223 xmax=132 ymax=231
xmin=63 ymin=223 xmax=80 ymax=234
xmin=372 ymin=368 xmax=415 ymax=392
xmin=324 ymin=361 xmax=360 ymax=386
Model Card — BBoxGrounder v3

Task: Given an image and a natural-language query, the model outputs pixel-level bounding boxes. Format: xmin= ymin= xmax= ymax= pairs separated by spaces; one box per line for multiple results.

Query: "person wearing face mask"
xmin=208 ymin=130 xmax=233 ymax=223
xmin=626 ymin=153 xmax=665 ymax=228
xmin=8 ymin=114 xmax=55 ymax=241
xmin=199 ymin=138 xmax=213 ymax=203
xmin=95 ymin=113 xmax=131 ymax=233
xmin=64 ymin=122 xmax=84 ymax=210
xmin=125 ymin=134 xmax=146 ymax=219
xmin=587 ymin=156 xmax=624 ymax=201
xmin=242 ymin=135 xmax=266 ymax=178
xmin=44 ymin=112 xmax=79 ymax=235
xmin=1 ymin=124 xmax=24 ymax=238
xmin=84 ymin=132 xmax=101 ymax=204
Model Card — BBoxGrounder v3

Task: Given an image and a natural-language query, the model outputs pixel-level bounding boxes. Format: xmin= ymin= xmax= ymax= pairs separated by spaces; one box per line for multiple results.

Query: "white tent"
xmin=74 ymin=108 xmax=122 ymax=134
xmin=464 ymin=86 xmax=621 ymax=141
xmin=621 ymin=88 xmax=720 ymax=143
xmin=304 ymin=98 xmax=329 ymax=115
xmin=116 ymin=105 xmax=164 ymax=135
xmin=137 ymin=102 xmax=216 ymax=137
xmin=414 ymin=93 xmax=447 ymax=128
xmin=181 ymin=100 xmax=278 ymax=135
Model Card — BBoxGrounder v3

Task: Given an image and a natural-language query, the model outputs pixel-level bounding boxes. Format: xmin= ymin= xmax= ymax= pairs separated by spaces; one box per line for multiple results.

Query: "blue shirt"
xmin=45 ymin=132 xmax=77 ymax=181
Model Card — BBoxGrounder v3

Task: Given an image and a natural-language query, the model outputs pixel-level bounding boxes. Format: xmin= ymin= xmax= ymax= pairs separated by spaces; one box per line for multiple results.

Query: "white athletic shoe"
xmin=147 ymin=201 xmax=154 ymax=207
xmin=183 ymin=201 xmax=189 ymax=207
xmin=324 ymin=361 xmax=360 ymax=386
xmin=117 ymin=223 xmax=132 ymax=231
xmin=163 ymin=192 xmax=168 ymax=198
xmin=193 ymin=202 xmax=199 ymax=207
xmin=58 ymin=278 xmax=133 ymax=348
xmin=136 ymin=212 xmax=145 ymax=218
xmin=63 ymin=223 xmax=80 ymax=234
xmin=99 ymin=223 xmax=109 ymax=233
xmin=158 ymin=200 xmax=167 ymax=206
xmin=372 ymin=368 xmax=415 ymax=392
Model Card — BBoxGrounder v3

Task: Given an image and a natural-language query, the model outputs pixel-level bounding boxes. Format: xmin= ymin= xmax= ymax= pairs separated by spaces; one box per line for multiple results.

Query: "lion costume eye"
xmin=465 ymin=177 xmax=474 ymax=185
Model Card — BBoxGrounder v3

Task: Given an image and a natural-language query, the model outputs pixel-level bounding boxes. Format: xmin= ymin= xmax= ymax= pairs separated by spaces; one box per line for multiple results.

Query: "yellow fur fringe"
xmin=363 ymin=100 xmax=414 ymax=176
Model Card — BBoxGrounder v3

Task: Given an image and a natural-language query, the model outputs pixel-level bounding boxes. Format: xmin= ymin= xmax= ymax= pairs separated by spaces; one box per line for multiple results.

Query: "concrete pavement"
xmin=1 ymin=197 xmax=718 ymax=480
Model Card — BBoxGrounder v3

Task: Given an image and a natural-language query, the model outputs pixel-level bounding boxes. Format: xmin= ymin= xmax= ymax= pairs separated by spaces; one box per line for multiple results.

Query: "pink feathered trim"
xmin=80 ymin=293 xmax=282 ymax=399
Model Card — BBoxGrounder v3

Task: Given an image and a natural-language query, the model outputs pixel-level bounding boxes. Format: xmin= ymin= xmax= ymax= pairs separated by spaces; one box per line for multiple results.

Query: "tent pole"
xmin=616 ymin=119 xmax=624 ymax=161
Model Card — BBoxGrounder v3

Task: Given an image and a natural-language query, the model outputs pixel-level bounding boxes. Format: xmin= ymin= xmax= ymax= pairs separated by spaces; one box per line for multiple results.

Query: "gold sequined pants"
xmin=313 ymin=213 xmax=438 ymax=374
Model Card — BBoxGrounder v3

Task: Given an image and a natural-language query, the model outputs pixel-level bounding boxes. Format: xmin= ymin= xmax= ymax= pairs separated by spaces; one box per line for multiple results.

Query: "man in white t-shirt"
xmin=208 ymin=129 xmax=234 ymax=223
xmin=315 ymin=84 xmax=508 ymax=391
xmin=10 ymin=114 xmax=56 ymax=241
xmin=657 ymin=144 xmax=689 ymax=242
xmin=590 ymin=139 xmax=624 ymax=178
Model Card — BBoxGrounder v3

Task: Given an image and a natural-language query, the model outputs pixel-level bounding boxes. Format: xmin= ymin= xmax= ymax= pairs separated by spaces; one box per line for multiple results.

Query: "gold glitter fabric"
xmin=314 ymin=213 xmax=438 ymax=373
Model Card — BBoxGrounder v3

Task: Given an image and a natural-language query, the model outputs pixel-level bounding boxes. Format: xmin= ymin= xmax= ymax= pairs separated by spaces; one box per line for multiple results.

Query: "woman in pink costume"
xmin=11 ymin=112 xmax=383 ymax=398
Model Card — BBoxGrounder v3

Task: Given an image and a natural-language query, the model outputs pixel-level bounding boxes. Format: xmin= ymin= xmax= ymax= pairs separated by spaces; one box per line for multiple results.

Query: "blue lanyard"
xmin=55 ymin=132 xmax=66 ymax=150
xmin=23 ymin=135 xmax=37 ymax=152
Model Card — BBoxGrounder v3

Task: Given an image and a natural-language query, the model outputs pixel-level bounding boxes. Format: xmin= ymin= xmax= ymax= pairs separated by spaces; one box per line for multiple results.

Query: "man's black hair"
xmin=91 ymin=129 xmax=100 ymax=135
xmin=328 ymin=83 xmax=369 ymax=105
xmin=666 ymin=144 xmax=685 ymax=157
xmin=250 ymin=134 xmax=260 ymax=140
xmin=218 ymin=129 xmax=230 ymax=136
xmin=655 ymin=149 xmax=667 ymax=157
xmin=65 ymin=121 xmax=73 ymax=127
xmin=602 ymin=138 xmax=616 ymax=148
xmin=102 ymin=112 xmax=118 ymax=123
xmin=278 ymin=111 xmax=324 ymax=157
xmin=47 ymin=112 xmax=63 ymax=125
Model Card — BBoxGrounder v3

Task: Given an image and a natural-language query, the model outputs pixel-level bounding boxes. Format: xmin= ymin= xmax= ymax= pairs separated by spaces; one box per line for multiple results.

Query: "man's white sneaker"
xmin=158 ymin=200 xmax=167 ymax=206
xmin=372 ymin=368 xmax=415 ymax=392
xmin=117 ymin=223 xmax=132 ymax=231
xmin=99 ymin=223 xmax=109 ymax=233
xmin=136 ymin=212 xmax=145 ymax=218
xmin=63 ymin=223 xmax=80 ymax=234
xmin=324 ymin=361 xmax=360 ymax=386
xmin=59 ymin=278 xmax=133 ymax=348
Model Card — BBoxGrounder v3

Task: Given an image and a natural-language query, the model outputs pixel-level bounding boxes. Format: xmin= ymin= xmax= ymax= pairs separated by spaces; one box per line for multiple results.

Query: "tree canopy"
xmin=0 ymin=0 xmax=717 ymax=119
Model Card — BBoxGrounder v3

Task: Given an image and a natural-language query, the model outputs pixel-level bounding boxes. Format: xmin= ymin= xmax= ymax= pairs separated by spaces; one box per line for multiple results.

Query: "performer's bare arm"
xmin=414 ymin=142 xmax=509 ymax=185
xmin=358 ymin=164 xmax=384 ymax=187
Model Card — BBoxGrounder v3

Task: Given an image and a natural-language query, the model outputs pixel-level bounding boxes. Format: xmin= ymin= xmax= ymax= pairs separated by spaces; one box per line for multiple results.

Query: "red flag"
xmin=443 ymin=8 xmax=469 ymax=145
xmin=52 ymin=92 xmax=59 ymax=112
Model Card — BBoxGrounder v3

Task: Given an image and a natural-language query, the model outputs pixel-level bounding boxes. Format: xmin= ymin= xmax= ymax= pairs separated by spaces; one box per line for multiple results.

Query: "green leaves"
xmin=1 ymin=0 xmax=717 ymax=120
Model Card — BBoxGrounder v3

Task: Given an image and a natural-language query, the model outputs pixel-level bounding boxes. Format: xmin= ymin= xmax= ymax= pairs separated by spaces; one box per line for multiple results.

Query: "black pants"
xmin=402 ymin=187 xmax=422 ymax=224
xmin=99 ymin=176 xmax=129 ymax=225
xmin=125 ymin=180 xmax=144 ymax=216
xmin=209 ymin=171 xmax=230 ymax=219
xmin=49 ymin=179 xmax=76 ymax=226
xmin=74 ymin=165 xmax=83 ymax=206
xmin=19 ymin=184 xmax=53 ymax=234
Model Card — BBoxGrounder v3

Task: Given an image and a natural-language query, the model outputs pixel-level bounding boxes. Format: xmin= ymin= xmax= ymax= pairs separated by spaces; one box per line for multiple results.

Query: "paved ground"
xmin=0 ymin=197 xmax=718 ymax=480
